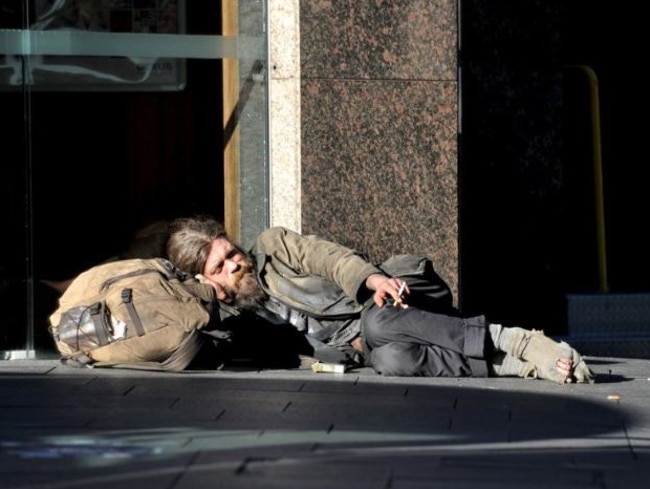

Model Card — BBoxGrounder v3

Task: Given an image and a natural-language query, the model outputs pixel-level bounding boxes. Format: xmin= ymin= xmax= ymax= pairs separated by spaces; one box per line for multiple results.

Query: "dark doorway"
xmin=0 ymin=1 xmax=224 ymax=353
xmin=459 ymin=1 xmax=649 ymax=335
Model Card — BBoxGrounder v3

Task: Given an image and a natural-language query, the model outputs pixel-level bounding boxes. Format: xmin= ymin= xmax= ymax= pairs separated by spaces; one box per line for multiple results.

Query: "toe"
xmin=568 ymin=347 xmax=595 ymax=383
xmin=556 ymin=358 xmax=572 ymax=378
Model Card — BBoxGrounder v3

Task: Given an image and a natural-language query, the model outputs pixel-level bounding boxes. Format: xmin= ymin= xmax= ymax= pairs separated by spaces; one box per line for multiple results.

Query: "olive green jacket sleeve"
xmin=252 ymin=227 xmax=383 ymax=302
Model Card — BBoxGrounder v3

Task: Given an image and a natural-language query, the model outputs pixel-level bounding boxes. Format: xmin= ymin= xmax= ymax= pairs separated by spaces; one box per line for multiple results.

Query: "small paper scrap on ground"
xmin=607 ymin=395 xmax=621 ymax=401
xmin=311 ymin=362 xmax=345 ymax=374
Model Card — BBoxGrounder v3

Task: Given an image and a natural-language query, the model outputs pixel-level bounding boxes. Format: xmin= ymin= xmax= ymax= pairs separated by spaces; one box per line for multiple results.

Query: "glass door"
xmin=0 ymin=0 xmax=269 ymax=358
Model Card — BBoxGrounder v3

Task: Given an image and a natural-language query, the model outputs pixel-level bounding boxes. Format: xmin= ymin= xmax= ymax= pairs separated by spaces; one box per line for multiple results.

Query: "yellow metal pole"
xmin=573 ymin=65 xmax=608 ymax=293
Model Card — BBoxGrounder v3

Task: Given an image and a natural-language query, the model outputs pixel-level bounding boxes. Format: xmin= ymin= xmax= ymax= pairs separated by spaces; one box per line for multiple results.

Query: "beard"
xmin=227 ymin=260 xmax=267 ymax=310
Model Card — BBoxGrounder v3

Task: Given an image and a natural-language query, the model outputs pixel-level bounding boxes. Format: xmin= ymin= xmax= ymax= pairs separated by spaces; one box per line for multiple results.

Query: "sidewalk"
xmin=1 ymin=355 xmax=649 ymax=489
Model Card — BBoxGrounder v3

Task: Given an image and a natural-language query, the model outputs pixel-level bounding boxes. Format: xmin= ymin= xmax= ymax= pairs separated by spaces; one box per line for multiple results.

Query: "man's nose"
xmin=225 ymin=259 xmax=240 ymax=274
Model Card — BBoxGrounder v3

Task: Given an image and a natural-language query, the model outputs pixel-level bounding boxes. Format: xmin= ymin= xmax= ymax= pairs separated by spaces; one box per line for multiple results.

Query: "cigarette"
xmin=397 ymin=282 xmax=406 ymax=297
xmin=393 ymin=282 xmax=408 ymax=308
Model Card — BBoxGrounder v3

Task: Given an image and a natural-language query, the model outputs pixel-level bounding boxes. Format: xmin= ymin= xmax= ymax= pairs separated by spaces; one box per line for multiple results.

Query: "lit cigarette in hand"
xmin=393 ymin=281 xmax=408 ymax=308
xmin=397 ymin=281 xmax=406 ymax=297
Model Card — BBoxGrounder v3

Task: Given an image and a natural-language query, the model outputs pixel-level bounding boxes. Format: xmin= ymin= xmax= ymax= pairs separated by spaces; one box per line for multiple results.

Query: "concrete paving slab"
xmin=0 ymin=356 xmax=649 ymax=488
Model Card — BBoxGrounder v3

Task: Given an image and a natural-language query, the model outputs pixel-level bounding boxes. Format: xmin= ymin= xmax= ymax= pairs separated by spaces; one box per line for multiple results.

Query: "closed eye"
xmin=209 ymin=261 xmax=224 ymax=275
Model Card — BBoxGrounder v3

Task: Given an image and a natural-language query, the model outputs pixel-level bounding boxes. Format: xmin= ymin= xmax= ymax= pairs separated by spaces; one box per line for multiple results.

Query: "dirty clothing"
xmin=250 ymin=227 xmax=491 ymax=377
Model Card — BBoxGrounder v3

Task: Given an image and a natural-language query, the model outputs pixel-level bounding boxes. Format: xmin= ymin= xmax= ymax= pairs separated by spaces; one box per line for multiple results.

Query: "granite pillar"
xmin=299 ymin=0 xmax=460 ymax=300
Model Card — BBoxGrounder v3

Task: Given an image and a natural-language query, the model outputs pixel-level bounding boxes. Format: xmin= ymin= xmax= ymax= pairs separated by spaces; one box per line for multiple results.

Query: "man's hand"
xmin=195 ymin=274 xmax=230 ymax=302
xmin=365 ymin=274 xmax=409 ymax=308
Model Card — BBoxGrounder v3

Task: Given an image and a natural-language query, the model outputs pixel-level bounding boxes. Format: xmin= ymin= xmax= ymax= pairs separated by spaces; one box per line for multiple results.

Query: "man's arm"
xmin=253 ymin=227 xmax=381 ymax=300
xmin=254 ymin=227 xmax=409 ymax=307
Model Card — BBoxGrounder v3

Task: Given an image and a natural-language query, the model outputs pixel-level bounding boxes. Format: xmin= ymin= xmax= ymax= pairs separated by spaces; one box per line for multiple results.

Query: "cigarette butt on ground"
xmin=311 ymin=362 xmax=346 ymax=374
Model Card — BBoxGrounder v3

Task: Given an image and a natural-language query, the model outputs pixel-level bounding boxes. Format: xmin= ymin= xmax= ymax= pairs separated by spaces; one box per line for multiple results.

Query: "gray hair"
xmin=166 ymin=215 xmax=228 ymax=275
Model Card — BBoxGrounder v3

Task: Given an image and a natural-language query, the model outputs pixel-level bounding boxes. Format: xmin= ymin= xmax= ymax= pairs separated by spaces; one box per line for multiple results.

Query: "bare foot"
xmin=556 ymin=357 xmax=572 ymax=379
xmin=545 ymin=349 xmax=594 ymax=384
xmin=514 ymin=330 xmax=594 ymax=384
xmin=562 ymin=343 xmax=595 ymax=383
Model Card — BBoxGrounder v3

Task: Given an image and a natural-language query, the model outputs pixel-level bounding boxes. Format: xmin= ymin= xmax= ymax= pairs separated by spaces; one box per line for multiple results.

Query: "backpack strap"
xmin=87 ymin=302 xmax=112 ymax=346
xmin=120 ymin=288 xmax=146 ymax=336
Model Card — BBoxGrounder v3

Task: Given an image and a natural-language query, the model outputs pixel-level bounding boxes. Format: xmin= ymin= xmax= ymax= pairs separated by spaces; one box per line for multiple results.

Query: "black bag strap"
xmin=87 ymin=302 xmax=112 ymax=346
xmin=120 ymin=288 xmax=146 ymax=336
xmin=100 ymin=268 xmax=161 ymax=291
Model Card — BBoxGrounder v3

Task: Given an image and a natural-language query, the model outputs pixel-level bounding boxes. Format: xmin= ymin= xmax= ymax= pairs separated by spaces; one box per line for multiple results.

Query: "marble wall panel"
xmin=301 ymin=0 xmax=457 ymax=80
xmin=301 ymin=79 xmax=458 ymax=297
xmin=299 ymin=0 xmax=459 ymax=298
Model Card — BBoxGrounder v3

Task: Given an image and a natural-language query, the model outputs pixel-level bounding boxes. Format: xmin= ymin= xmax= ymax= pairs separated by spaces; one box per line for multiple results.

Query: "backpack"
xmin=48 ymin=258 xmax=230 ymax=371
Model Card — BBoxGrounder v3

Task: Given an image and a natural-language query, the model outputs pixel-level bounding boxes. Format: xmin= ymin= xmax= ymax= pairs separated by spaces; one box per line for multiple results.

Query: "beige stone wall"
xmin=269 ymin=1 xmax=301 ymax=233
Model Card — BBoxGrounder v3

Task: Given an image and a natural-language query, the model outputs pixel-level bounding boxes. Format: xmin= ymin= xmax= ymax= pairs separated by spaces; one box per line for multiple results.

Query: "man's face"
xmin=201 ymin=237 xmax=266 ymax=309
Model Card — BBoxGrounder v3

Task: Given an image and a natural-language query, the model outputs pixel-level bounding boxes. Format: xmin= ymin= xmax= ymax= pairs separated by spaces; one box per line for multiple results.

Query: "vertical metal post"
xmin=573 ymin=65 xmax=608 ymax=293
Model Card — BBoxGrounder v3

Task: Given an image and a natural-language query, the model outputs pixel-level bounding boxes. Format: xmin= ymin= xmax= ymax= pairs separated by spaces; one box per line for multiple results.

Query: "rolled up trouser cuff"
xmin=463 ymin=315 xmax=489 ymax=377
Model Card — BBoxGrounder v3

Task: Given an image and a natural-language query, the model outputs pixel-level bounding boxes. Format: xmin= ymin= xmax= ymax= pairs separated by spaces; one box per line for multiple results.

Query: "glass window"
xmin=0 ymin=0 xmax=269 ymax=358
